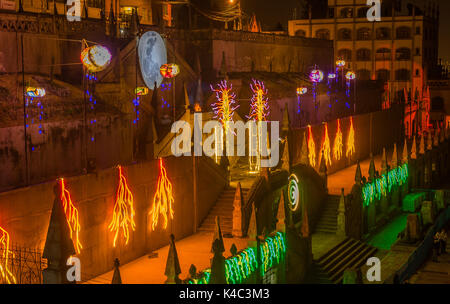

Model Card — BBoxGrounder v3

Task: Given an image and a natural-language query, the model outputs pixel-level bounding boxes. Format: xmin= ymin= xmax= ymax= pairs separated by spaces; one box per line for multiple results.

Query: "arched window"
xmin=337 ymin=49 xmax=352 ymax=61
xmin=376 ymin=27 xmax=391 ymax=40
xmin=395 ymin=69 xmax=411 ymax=81
xmin=396 ymin=48 xmax=411 ymax=60
xmin=396 ymin=27 xmax=411 ymax=39
xmin=357 ymin=27 xmax=372 ymax=40
xmin=315 ymin=29 xmax=330 ymax=40
xmin=375 ymin=48 xmax=391 ymax=61
xmin=295 ymin=29 xmax=306 ymax=37
xmin=340 ymin=7 xmax=353 ymax=18
xmin=357 ymin=7 xmax=369 ymax=18
xmin=357 ymin=69 xmax=371 ymax=80
xmin=377 ymin=69 xmax=390 ymax=81
xmin=356 ymin=48 xmax=371 ymax=61
xmin=338 ymin=28 xmax=352 ymax=40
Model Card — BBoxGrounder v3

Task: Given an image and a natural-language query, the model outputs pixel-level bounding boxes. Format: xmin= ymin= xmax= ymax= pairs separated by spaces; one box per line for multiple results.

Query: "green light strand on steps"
xmin=362 ymin=164 xmax=408 ymax=207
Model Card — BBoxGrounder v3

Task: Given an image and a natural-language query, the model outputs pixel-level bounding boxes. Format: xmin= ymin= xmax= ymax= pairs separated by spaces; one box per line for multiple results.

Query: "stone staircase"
xmin=198 ymin=187 xmax=249 ymax=235
xmin=314 ymin=195 xmax=340 ymax=234
xmin=315 ymin=238 xmax=378 ymax=284
xmin=306 ymin=262 xmax=333 ymax=284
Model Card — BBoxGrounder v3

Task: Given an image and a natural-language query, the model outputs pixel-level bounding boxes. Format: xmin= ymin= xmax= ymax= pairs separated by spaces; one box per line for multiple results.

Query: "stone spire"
xmin=108 ymin=1 xmax=116 ymax=38
xmin=355 ymin=161 xmax=362 ymax=184
xmin=164 ymin=234 xmax=181 ymax=284
xmin=299 ymin=132 xmax=309 ymax=165
xmin=281 ymin=106 xmax=291 ymax=134
xmin=419 ymin=134 xmax=425 ymax=155
xmin=232 ymin=183 xmax=244 ymax=237
xmin=276 ymin=191 xmax=286 ymax=233
xmin=247 ymin=204 xmax=257 ymax=247
xmin=111 ymin=258 xmax=122 ymax=284
xmin=209 ymin=239 xmax=226 ymax=284
xmin=426 ymin=131 xmax=432 ymax=151
xmin=391 ymin=143 xmax=398 ymax=168
xmin=402 ymin=138 xmax=409 ymax=164
xmin=368 ymin=154 xmax=376 ymax=182
xmin=381 ymin=148 xmax=388 ymax=174
xmin=281 ymin=138 xmax=291 ymax=172
xmin=211 ymin=216 xmax=225 ymax=253
xmin=43 ymin=182 xmax=77 ymax=284
xmin=183 ymin=83 xmax=191 ymax=110
xmin=411 ymin=136 xmax=417 ymax=159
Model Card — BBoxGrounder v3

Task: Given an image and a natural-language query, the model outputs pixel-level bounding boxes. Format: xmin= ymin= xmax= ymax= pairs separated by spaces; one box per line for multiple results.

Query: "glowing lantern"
xmin=109 ymin=166 xmax=136 ymax=247
xmin=288 ymin=174 xmax=300 ymax=212
xmin=194 ymin=103 xmax=202 ymax=112
xmin=149 ymin=158 xmax=175 ymax=231
xmin=333 ymin=119 xmax=343 ymax=160
xmin=26 ymin=87 xmax=46 ymax=98
xmin=346 ymin=117 xmax=355 ymax=158
xmin=59 ymin=178 xmax=82 ymax=254
xmin=321 ymin=123 xmax=332 ymax=167
xmin=296 ymin=87 xmax=308 ymax=96
xmin=328 ymin=73 xmax=336 ymax=79
xmin=81 ymin=45 xmax=112 ymax=73
xmin=160 ymin=63 xmax=180 ymax=79
xmin=0 ymin=226 xmax=17 ymax=284
xmin=345 ymin=71 xmax=356 ymax=80
xmin=307 ymin=125 xmax=316 ymax=167
xmin=135 ymin=87 xmax=149 ymax=96
xmin=336 ymin=59 xmax=346 ymax=67
xmin=309 ymin=69 xmax=324 ymax=83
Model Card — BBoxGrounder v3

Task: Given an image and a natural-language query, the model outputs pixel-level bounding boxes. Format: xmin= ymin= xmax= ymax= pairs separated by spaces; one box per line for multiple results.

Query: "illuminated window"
xmin=295 ymin=29 xmax=306 ymax=37
xmin=376 ymin=27 xmax=391 ymax=40
xmin=337 ymin=49 xmax=352 ymax=61
xmin=357 ymin=7 xmax=369 ymax=18
xmin=396 ymin=48 xmax=411 ymax=61
xmin=357 ymin=28 xmax=372 ymax=40
xmin=356 ymin=49 xmax=371 ymax=61
xmin=338 ymin=28 xmax=352 ymax=40
xmin=316 ymin=29 xmax=330 ymax=40
xmin=375 ymin=48 xmax=391 ymax=61
xmin=340 ymin=8 xmax=353 ymax=18
xmin=396 ymin=27 xmax=411 ymax=39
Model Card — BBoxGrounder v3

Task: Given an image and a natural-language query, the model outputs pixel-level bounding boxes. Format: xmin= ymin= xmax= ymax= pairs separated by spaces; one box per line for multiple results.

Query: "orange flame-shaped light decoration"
xmin=59 ymin=179 xmax=82 ymax=254
xmin=333 ymin=119 xmax=343 ymax=160
xmin=0 ymin=226 xmax=17 ymax=284
xmin=109 ymin=166 xmax=136 ymax=247
xmin=321 ymin=123 xmax=332 ymax=167
xmin=307 ymin=125 xmax=316 ymax=167
xmin=346 ymin=117 xmax=355 ymax=158
xmin=149 ymin=158 xmax=175 ymax=231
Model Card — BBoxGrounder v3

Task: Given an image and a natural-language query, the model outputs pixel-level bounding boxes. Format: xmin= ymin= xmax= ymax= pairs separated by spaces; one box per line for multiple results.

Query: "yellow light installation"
xmin=321 ymin=123 xmax=332 ymax=167
xmin=307 ymin=125 xmax=316 ymax=167
xmin=59 ymin=179 xmax=82 ymax=254
xmin=109 ymin=166 xmax=136 ymax=248
xmin=0 ymin=226 xmax=17 ymax=284
xmin=346 ymin=117 xmax=355 ymax=158
xmin=333 ymin=119 xmax=343 ymax=160
xmin=149 ymin=158 xmax=175 ymax=231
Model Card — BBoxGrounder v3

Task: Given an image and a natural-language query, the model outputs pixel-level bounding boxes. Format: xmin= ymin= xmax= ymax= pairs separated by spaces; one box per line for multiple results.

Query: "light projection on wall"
xmin=321 ymin=123 xmax=332 ymax=167
xmin=0 ymin=226 xmax=17 ymax=284
xmin=109 ymin=166 xmax=136 ymax=248
xmin=333 ymin=119 xmax=343 ymax=160
xmin=81 ymin=44 xmax=112 ymax=73
xmin=346 ymin=117 xmax=355 ymax=158
xmin=362 ymin=164 xmax=408 ymax=207
xmin=138 ymin=31 xmax=167 ymax=89
xmin=247 ymin=79 xmax=270 ymax=173
xmin=59 ymin=179 xmax=82 ymax=254
xmin=287 ymin=174 xmax=300 ymax=212
xmin=149 ymin=158 xmax=174 ymax=231
xmin=307 ymin=125 xmax=316 ymax=167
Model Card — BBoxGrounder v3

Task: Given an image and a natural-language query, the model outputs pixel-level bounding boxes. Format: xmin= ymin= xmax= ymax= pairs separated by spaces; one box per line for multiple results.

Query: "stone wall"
xmin=0 ymin=155 xmax=227 ymax=280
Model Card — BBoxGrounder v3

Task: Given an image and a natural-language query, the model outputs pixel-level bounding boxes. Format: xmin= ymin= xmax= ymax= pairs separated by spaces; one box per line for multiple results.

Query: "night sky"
xmin=242 ymin=0 xmax=450 ymax=62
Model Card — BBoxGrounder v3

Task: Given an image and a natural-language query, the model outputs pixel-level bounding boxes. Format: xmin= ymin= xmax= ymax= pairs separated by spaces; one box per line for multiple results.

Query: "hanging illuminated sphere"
xmin=26 ymin=87 xmax=46 ymax=98
xmin=135 ymin=87 xmax=149 ymax=96
xmin=328 ymin=73 xmax=336 ymax=79
xmin=160 ymin=63 xmax=180 ymax=79
xmin=81 ymin=45 xmax=112 ymax=73
xmin=287 ymin=174 xmax=300 ymax=212
xmin=309 ymin=69 xmax=324 ymax=83
xmin=345 ymin=71 xmax=356 ymax=80
xmin=296 ymin=87 xmax=308 ymax=95
xmin=336 ymin=59 xmax=346 ymax=67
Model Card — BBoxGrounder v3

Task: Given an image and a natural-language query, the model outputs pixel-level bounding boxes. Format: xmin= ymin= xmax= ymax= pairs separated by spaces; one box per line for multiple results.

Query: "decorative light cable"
xmin=109 ymin=166 xmax=136 ymax=247
xmin=307 ymin=125 xmax=316 ymax=167
xmin=59 ymin=178 xmax=82 ymax=254
xmin=362 ymin=164 xmax=408 ymax=207
xmin=0 ymin=226 xmax=17 ymax=284
xmin=333 ymin=119 xmax=343 ymax=160
xmin=345 ymin=71 xmax=356 ymax=98
xmin=346 ymin=117 xmax=355 ymax=158
xmin=321 ymin=123 xmax=332 ymax=167
xmin=149 ymin=158 xmax=175 ymax=231
xmin=85 ymin=76 xmax=98 ymax=142
xmin=296 ymin=87 xmax=307 ymax=114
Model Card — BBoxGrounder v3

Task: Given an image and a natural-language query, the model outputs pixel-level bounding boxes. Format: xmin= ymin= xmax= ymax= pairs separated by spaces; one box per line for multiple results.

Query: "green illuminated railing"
xmin=188 ymin=232 xmax=286 ymax=284
xmin=362 ymin=164 xmax=408 ymax=207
